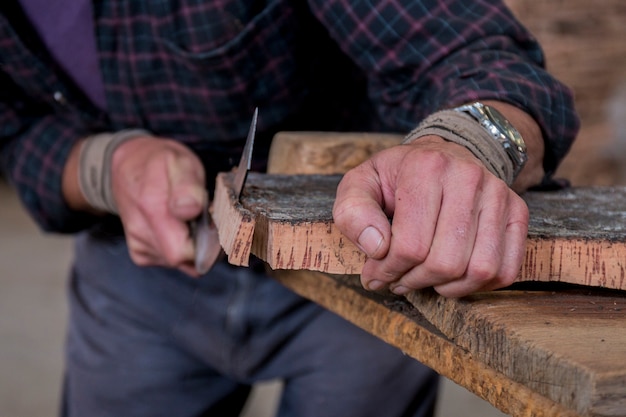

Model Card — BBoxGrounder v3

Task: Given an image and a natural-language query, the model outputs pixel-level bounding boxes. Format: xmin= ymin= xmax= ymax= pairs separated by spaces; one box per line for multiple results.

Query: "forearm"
xmin=410 ymin=42 xmax=578 ymax=180
xmin=311 ymin=0 xmax=579 ymax=175
xmin=0 ymin=112 xmax=99 ymax=232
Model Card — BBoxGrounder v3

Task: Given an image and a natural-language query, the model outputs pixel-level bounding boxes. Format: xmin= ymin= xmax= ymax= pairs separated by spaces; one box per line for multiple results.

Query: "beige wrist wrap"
xmin=78 ymin=129 xmax=151 ymax=213
xmin=403 ymin=110 xmax=515 ymax=186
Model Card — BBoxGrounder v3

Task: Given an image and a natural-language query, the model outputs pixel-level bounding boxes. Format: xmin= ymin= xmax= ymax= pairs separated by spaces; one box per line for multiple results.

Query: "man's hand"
xmin=110 ymin=136 xmax=207 ymax=277
xmin=332 ymin=136 xmax=529 ymax=298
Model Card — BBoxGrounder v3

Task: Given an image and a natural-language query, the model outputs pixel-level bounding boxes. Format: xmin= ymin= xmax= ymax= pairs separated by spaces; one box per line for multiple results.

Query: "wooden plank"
xmin=267 ymin=131 xmax=403 ymax=175
xmin=211 ymin=171 xmax=256 ymax=266
xmin=213 ymin=170 xmax=626 ymax=291
xmin=271 ymin=270 xmax=581 ymax=417
xmin=521 ymin=188 xmax=626 ymax=290
xmin=405 ymin=286 xmax=626 ymax=417
xmin=215 ymin=171 xmax=364 ymax=273
xmin=216 ymin=131 xmax=397 ymax=270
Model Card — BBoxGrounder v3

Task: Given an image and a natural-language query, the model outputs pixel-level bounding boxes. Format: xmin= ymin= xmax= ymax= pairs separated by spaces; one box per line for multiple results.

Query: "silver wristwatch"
xmin=454 ymin=102 xmax=528 ymax=178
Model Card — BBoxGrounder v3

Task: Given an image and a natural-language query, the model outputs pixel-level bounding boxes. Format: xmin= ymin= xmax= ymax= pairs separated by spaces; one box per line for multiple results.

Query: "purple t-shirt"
xmin=19 ymin=0 xmax=107 ymax=110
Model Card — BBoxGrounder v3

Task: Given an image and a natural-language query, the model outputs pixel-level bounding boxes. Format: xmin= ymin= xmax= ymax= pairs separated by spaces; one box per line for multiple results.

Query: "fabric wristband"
xmin=78 ymin=129 xmax=151 ymax=213
xmin=402 ymin=110 xmax=515 ymax=185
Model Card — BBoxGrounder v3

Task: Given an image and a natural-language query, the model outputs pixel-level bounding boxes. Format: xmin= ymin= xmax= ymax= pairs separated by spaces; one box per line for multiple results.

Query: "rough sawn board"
xmin=212 ymin=171 xmax=626 ymax=291
xmin=406 ymin=286 xmax=626 ymax=416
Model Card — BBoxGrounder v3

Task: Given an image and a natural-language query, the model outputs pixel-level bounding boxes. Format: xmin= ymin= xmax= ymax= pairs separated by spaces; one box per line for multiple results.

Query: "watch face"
xmin=483 ymin=105 xmax=527 ymax=153
xmin=455 ymin=101 xmax=529 ymax=178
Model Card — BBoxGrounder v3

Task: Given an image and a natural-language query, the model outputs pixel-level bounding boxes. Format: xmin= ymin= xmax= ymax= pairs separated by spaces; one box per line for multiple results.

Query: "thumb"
xmin=166 ymin=150 xmax=207 ymax=220
xmin=333 ymin=170 xmax=391 ymax=259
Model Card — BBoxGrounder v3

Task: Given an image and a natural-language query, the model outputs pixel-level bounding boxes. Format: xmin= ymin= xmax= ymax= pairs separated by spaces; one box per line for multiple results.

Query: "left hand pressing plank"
xmin=332 ymin=135 xmax=529 ymax=298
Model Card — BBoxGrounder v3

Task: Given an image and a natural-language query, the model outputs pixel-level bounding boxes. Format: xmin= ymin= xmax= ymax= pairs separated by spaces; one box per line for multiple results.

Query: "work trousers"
xmin=61 ymin=225 xmax=439 ymax=417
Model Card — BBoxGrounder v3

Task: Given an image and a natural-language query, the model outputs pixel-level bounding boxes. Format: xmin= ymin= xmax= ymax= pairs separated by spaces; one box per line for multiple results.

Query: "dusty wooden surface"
xmin=522 ymin=187 xmax=626 ymax=290
xmin=214 ymin=170 xmax=626 ymax=291
xmin=271 ymin=269 xmax=581 ymax=417
xmin=404 ymin=285 xmax=626 ymax=417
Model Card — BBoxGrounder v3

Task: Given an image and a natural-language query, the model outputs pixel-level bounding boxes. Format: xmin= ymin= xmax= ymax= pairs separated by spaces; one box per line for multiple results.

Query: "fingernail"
xmin=390 ymin=285 xmax=409 ymax=295
xmin=367 ymin=280 xmax=385 ymax=291
xmin=358 ymin=226 xmax=383 ymax=257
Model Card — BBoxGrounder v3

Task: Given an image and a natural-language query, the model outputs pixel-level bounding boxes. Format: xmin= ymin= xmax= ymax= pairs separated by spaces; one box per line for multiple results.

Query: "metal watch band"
xmin=454 ymin=102 xmax=528 ymax=179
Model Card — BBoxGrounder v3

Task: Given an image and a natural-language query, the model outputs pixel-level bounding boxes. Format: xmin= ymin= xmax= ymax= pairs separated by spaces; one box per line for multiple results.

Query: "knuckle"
xmin=423 ymin=245 xmax=472 ymax=278
xmin=413 ymin=149 xmax=450 ymax=173
xmin=466 ymin=262 xmax=498 ymax=286
xmin=331 ymin=201 xmax=353 ymax=227
xmin=498 ymin=273 xmax=517 ymax=288
xmin=428 ymin=258 xmax=467 ymax=280
xmin=395 ymin=242 xmax=429 ymax=266
xmin=462 ymin=163 xmax=487 ymax=183
xmin=510 ymin=195 xmax=530 ymax=221
xmin=499 ymin=259 xmax=524 ymax=287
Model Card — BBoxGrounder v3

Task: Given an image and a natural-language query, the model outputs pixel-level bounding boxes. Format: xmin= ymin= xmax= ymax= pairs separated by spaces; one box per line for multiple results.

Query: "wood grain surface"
xmin=271 ymin=269 xmax=583 ymax=417
xmin=406 ymin=285 xmax=626 ymax=416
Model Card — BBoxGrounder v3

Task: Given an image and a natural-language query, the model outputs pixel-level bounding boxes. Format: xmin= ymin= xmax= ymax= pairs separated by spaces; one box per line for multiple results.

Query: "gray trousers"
xmin=61 ymin=225 xmax=439 ymax=417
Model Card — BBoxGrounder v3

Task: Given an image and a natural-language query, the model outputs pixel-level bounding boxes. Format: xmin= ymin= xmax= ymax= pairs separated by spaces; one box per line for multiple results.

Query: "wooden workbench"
xmin=214 ymin=132 xmax=626 ymax=417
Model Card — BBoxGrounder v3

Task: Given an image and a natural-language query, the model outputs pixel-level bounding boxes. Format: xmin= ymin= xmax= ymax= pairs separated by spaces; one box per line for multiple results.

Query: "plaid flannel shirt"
xmin=0 ymin=0 xmax=579 ymax=233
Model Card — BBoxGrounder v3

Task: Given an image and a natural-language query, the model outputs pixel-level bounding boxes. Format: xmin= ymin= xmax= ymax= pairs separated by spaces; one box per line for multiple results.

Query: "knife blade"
xmin=193 ymin=108 xmax=258 ymax=274
xmin=232 ymin=106 xmax=258 ymax=200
